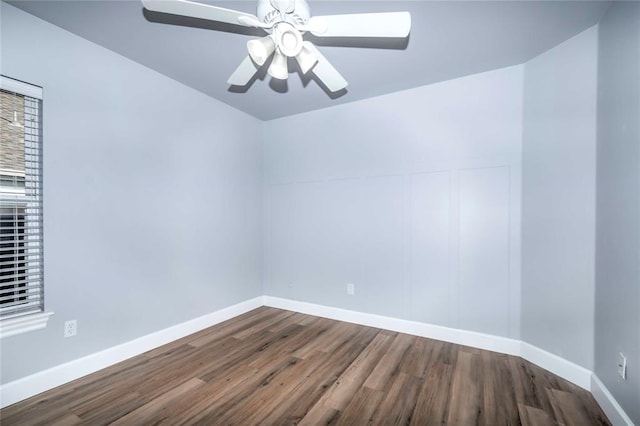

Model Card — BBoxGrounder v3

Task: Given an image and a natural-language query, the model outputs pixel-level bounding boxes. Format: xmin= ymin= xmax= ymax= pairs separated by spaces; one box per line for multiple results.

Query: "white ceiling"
xmin=8 ymin=0 xmax=611 ymax=120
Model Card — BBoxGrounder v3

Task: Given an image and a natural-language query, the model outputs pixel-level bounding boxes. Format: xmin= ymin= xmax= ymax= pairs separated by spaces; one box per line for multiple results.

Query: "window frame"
xmin=0 ymin=75 xmax=52 ymax=338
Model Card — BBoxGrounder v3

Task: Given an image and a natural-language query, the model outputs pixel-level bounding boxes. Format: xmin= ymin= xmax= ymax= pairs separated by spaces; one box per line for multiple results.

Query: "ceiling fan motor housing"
xmin=257 ymin=0 xmax=310 ymax=27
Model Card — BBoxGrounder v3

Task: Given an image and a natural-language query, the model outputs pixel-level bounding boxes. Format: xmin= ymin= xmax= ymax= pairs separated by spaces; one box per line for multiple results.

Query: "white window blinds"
xmin=0 ymin=76 xmax=44 ymax=319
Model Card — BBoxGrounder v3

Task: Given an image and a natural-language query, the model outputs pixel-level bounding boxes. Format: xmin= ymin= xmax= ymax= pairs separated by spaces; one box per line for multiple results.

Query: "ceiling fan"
xmin=141 ymin=0 xmax=411 ymax=93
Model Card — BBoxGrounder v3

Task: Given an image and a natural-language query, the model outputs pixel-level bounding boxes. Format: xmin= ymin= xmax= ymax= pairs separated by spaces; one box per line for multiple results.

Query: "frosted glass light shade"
xmin=268 ymin=49 xmax=288 ymax=80
xmin=295 ymin=45 xmax=318 ymax=74
xmin=247 ymin=36 xmax=276 ymax=66
xmin=275 ymin=22 xmax=303 ymax=57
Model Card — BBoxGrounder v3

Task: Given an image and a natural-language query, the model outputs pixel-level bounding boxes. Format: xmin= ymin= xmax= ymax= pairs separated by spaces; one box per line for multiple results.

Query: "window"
xmin=0 ymin=76 xmax=51 ymax=338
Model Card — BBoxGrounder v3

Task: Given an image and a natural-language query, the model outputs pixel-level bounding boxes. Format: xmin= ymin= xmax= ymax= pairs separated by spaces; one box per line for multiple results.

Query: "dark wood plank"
xmin=334 ymin=386 xmax=384 ymax=425
xmin=410 ymin=361 xmax=454 ymax=425
xmin=370 ymin=372 xmax=422 ymax=425
xmin=518 ymin=403 xmax=558 ymax=426
xmin=109 ymin=377 xmax=205 ymax=425
xmin=482 ymin=350 xmax=520 ymax=424
xmin=319 ymin=331 xmax=393 ymax=411
xmin=363 ymin=333 xmax=415 ymax=391
xmin=69 ymin=389 xmax=147 ymax=425
xmin=398 ymin=335 xmax=435 ymax=378
xmin=297 ymin=404 xmax=339 ymax=426
xmin=446 ymin=349 xmax=483 ymax=425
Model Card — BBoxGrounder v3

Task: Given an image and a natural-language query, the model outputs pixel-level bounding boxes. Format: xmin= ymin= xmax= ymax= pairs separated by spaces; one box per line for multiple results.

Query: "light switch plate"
xmin=618 ymin=352 xmax=627 ymax=380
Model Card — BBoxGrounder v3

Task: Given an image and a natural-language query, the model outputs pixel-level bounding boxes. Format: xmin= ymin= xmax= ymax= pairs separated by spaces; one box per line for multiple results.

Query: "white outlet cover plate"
xmin=64 ymin=320 xmax=77 ymax=338
xmin=347 ymin=283 xmax=355 ymax=295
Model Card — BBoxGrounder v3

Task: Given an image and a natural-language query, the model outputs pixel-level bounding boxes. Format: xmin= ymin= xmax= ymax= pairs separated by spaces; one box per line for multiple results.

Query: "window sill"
xmin=0 ymin=312 xmax=54 ymax=339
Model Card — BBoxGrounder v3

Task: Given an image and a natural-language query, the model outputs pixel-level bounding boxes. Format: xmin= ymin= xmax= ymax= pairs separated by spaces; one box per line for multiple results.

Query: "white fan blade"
xmin=303 ymin=42 xmax=347 ymax=92
xmin=308 ymin=12 xmax=411 ymax=38
xmin=142 ymin=0 xmax=260 ymax=28
xmin=227 ymin=56 xmax=259 ymax=86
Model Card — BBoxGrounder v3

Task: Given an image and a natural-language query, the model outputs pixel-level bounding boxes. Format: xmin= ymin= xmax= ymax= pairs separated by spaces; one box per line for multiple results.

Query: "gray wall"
xmin=521 ymin=27 xmax=598 ymax=370
xmin=263 ymin=66 xmax=523 ymax=339
xmin=595 ymin=2 xmax=640 ymax=423
xmin=0 ymin=3 xmax=262 ymax=384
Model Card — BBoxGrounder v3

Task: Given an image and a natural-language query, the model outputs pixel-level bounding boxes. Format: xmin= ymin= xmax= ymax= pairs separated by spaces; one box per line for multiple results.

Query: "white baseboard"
xmin=0 ymin=297 xmax=263 ymax=409
xmin=520 ymin=342 xmax=592 ymax=390
xmin=591 ymin=374 xmax=635 ymax=426
xmin=263 ymin=296 xmax=522 ymax=356
xmin=263 ymin=296 xmax=591 ymax=391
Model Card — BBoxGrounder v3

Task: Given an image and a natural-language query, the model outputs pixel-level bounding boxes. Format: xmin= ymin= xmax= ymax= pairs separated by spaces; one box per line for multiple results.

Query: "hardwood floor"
xmin=1 ymin=307 xmax=610 ymax=425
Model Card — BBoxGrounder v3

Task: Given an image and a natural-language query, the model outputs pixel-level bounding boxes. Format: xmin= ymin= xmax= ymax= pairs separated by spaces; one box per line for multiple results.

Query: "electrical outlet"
xmin=618 ymin=353 xmax=627 ymax=380
xmin=64 ymin=320 xmax=77 ymax=338
xmin=347 ymin=283 xmax=355 ymax=296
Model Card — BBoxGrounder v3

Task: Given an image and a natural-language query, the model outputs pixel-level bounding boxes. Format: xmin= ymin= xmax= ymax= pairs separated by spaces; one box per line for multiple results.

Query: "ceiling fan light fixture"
xmin=295 ymin=45 xmax=317 ymax=74
xmin=247 ymin=35 xmax=276 ymax=66
xmin=268 ymin=48 xmax=288 ymax=80
xmin=275 ymin=22 xmax=303 ymax=57
xmin=141 ymin=0 xmax=412 ymax=94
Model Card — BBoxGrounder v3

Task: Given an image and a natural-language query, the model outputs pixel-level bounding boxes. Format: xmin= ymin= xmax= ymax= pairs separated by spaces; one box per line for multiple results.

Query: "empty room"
xmin=0 ymin=0 xmax=638 ymax=424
